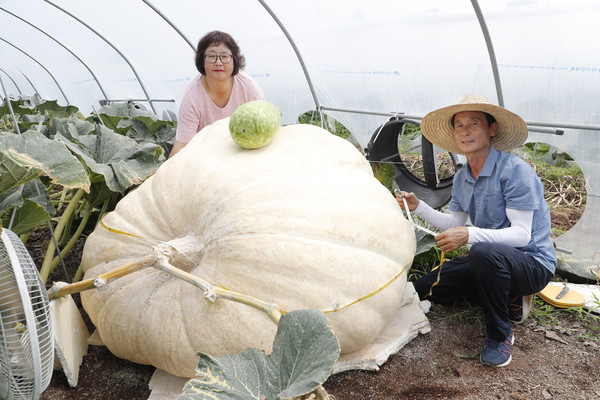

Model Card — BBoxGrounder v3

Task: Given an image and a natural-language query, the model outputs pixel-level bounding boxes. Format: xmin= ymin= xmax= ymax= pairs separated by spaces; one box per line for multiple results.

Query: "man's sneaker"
xmin=480 ymin=332 xmax=514 ymax=367
xmin=508 ymin=294 xmax=533 ymax=324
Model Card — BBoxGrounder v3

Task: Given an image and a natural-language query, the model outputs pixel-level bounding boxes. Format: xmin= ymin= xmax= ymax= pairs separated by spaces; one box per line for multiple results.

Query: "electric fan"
xmin=0 ymin=228 xmax=54 ymax=400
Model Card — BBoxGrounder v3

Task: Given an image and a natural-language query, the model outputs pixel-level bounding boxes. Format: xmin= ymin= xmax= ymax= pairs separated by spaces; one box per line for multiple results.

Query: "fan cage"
xmin=0 ymin=228 xmax=54 ymax=400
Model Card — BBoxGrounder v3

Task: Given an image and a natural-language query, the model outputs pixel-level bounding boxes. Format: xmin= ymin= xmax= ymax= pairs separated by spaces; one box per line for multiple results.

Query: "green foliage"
xmin=179 ymin=309 xmax=339 ymax=400
xmin=534 ymin=161 xmax=583 ymax=182
xmin=532 ymin=293 xmax=600 ymax=341
xmin=397 ymin=122 xmax=421 ymax=153
xmin=0 ymin=148 xmax=45 ymax=193
xmin=0 ymin=130 xmax=90 ymax=191
xmin=86 ymin=102 xmax=176 ymax=156
xmin=0 ymin=95 xmax=169 ymax=282
xmin=0 ymin=180 xmax=54 ymax=234
xmin=428 ymin=302 xmax=485 ymax=334
xmin=0 ymin=114 xmax=16 ymax=132
xmin=408 ymin=243 xmax=468 ymax=283
xmin=564 ymin=305 xmax=600 ymax=340
xmin=517 ymin=142 xmax=576 ymax=168
xmin=297 ymin=110 xmax=351 ymax=140
xmin=408 ymin=244 xmax=439 ymax=282
xmin=372 ymin=162 xmax=396 ymax=189
xmin=531 ymin=296 xmax=560 ymax=325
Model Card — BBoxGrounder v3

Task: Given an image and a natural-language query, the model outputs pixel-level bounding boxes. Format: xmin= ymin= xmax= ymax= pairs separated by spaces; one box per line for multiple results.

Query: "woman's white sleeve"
xmin=413 ymin=201 xmax=468 ymax=231
xmin=467 ymin=209 xmax=533 ymax=247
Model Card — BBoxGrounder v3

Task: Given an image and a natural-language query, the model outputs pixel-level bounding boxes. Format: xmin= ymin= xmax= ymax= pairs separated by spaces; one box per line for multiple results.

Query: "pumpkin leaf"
xmin=415 ymin=230 xmax=437 ymax=255
xmin=179 ymin=309 xmax=340 ymax=400
xmin=18 ymin=179 xmax=54 ymax=215
xmin=0 ymin=148 xmax=45 ymax=194
xmin=121 ymin=119 xmax=176 ymax=156
xmin=0 ymin=180 xmax=55 ymax=234
xmin=56 ymin=125 xmax=163 ymax=193
xmin=0 ymin=187 xmax=24 ymax=212
xmin=0 ymin=130 xmax=90 ymax=192
xmin=35 ymin=99 xmax=79 ymax=116
xmin=88 ymin=102 xmax=157 ymax=132
xmin=47 ymin=116 xmax=96 ymax=140
xmin=1 ymin=198 xmax=52 ymax=235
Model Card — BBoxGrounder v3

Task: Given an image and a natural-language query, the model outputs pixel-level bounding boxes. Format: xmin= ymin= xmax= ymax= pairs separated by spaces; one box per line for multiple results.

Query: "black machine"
xmin=365 ymin=117 xmax=462 ymax=209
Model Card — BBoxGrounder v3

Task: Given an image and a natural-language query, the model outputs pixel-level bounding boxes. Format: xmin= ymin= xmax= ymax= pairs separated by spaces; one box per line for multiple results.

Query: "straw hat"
xmin=420 ymin=94 xmax=528 ymax=154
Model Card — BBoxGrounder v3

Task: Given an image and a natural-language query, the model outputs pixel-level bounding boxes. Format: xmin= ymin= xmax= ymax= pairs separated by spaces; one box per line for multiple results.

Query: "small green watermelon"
xmin=229 ymin=100 xmax=282 ymax=149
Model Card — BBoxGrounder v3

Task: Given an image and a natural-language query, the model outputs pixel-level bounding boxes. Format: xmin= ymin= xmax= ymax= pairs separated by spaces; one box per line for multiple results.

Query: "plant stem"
xmin=50 ymin=202 xmax=92 ymax=281
xmin=314 ymin=386 xmax=334 ymax=400
xmin=95 ymin=198 xmax=110 ymax=228
xmin=57 ymin=208 xmax=75 ymax=247
xmin=20 ymin=232 xmax=31 ymax=243
xmin=154 ymin=255 xmax=282 ymax=324
xmin=48 ymin=243 xmax=283 ymax=324
xmin=47 ymin=254 xmax=156 ymax=300
xmin=54 ymin=187 xmax=70 ymax=213
xmin=39 ymin=188 xmax=85 ymax=283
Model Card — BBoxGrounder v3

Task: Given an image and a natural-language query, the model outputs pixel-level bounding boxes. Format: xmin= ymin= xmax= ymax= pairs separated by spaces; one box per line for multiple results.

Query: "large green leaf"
xmin=1 ymin=198 xmax=52 ymax=235
xmin=0 ymin=131 xmax=90 ymax=192
xmin=47 ymin=116 xmax=95 ymax=139
xmin=415 ymin=230 xmax=437 ymax=255
xmin=86 ymin=181 xmax=123 ymax=208
xmin=1 ymin=95 xmax=34 ymax=117
xmin=179 ymin=309 xmax=340 ymax=400
xmin=88 ymin=102 xmax=157 ymax=132
xmin=97 ymin=102 xmax=173 ymax=128
xmin=0 ymin=179 xmax=55 ymax=234
xmin=56 ymin=125 xmax=163 ymax=193
xmin=121 ymin=119 xmax=176 ymax=156
xmin=19 ymin=114 xmax=49 ymax=135
xmin=0 ymin=148 xmax=45 ymax=193
xmin=21 ymin=113 xmax=48 ymax=124
xmin=0 ymin=187 xmax=24 ymax=211
xmin=36 ymin=99 xmax=79 ymax=116
xmin=25 ymin=179 xmax=54 ymax=215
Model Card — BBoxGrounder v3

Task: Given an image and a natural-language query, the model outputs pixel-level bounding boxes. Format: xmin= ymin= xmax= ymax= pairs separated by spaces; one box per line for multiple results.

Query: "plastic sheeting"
xmin=1 ymin=0 xmax=599 ymax=279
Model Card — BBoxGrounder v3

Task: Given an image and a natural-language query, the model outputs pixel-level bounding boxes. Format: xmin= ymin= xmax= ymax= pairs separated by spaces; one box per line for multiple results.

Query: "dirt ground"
xmin=26 ymin=210 xmax=599 ymax=400
xmin=38 ymin=297 xmax=600 ymax=400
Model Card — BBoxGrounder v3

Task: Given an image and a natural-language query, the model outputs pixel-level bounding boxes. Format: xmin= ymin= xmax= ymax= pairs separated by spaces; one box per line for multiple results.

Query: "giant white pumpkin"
xmin=80 ymin=118 xmax=416 ymax=378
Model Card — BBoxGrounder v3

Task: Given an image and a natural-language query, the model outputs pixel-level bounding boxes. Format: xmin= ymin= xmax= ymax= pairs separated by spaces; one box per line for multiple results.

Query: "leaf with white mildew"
xmin=178 ymin=309 xmax=340 ymax=400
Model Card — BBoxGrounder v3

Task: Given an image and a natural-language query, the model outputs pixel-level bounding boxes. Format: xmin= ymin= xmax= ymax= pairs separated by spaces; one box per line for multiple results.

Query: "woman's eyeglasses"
xmin=204 ymin=54 xmax=233 ymax=64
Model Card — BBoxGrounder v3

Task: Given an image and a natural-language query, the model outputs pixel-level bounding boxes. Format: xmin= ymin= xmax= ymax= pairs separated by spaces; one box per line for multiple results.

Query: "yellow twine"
xmin=322 ymin=265 xmax=409 ymax=314
xmin=100 ymin=220 xmax=407 ymax=314
xmin=100 ymin=220 xmax=154 ymax=241
xmin=427 ymin=251 xmax=446 ymax=297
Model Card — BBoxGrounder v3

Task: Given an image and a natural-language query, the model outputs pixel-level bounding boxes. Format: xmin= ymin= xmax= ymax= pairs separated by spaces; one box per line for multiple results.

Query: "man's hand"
xmin=435 ymin=226 xmax=469 ymax=253
xmin=395 ymin=190 xmax=420 ymax=211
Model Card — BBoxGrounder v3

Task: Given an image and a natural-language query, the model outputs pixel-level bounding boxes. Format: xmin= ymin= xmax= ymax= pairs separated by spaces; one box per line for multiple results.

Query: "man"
xmin=397 ymin=94 xmax=555 ymax=367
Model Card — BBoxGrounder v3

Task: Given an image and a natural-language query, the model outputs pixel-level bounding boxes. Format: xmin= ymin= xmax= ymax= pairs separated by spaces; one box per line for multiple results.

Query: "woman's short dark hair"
xmin=194 ymin=31 xmax=246 ymax=76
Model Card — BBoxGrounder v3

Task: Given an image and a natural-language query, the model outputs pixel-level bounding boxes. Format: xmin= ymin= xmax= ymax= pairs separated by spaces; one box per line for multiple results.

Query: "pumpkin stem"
xmin=48 ymin=243 xmax=283 ymax=325
xmin=153 ymin=254 xmax=282 ymax=324
xmin=47 ymin=254 xmax=156 ymax=299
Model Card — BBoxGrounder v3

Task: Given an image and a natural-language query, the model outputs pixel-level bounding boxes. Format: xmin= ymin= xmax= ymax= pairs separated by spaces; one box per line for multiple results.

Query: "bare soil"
xmin=27 ymin=210 xmax=600 ymax=400
xmin=38 ymin=298 xmax=600 ymax=400
xmin=325 ymin=304 xmax=600 ymax=400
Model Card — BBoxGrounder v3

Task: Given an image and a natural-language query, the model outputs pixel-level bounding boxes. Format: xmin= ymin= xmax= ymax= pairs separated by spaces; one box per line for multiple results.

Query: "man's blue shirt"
xmin=449 ymin=147 xmax=556 ymax=273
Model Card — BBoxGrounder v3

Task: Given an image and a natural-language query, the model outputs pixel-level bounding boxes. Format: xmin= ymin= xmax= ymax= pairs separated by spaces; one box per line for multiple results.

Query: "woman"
xmin=169 ymin=31 xmax=264 ymax=157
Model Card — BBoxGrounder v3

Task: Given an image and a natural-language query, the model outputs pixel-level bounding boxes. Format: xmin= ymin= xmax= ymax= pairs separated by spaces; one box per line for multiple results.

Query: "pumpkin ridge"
xmin=201 ymin=229 xmax=412 ymax=268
